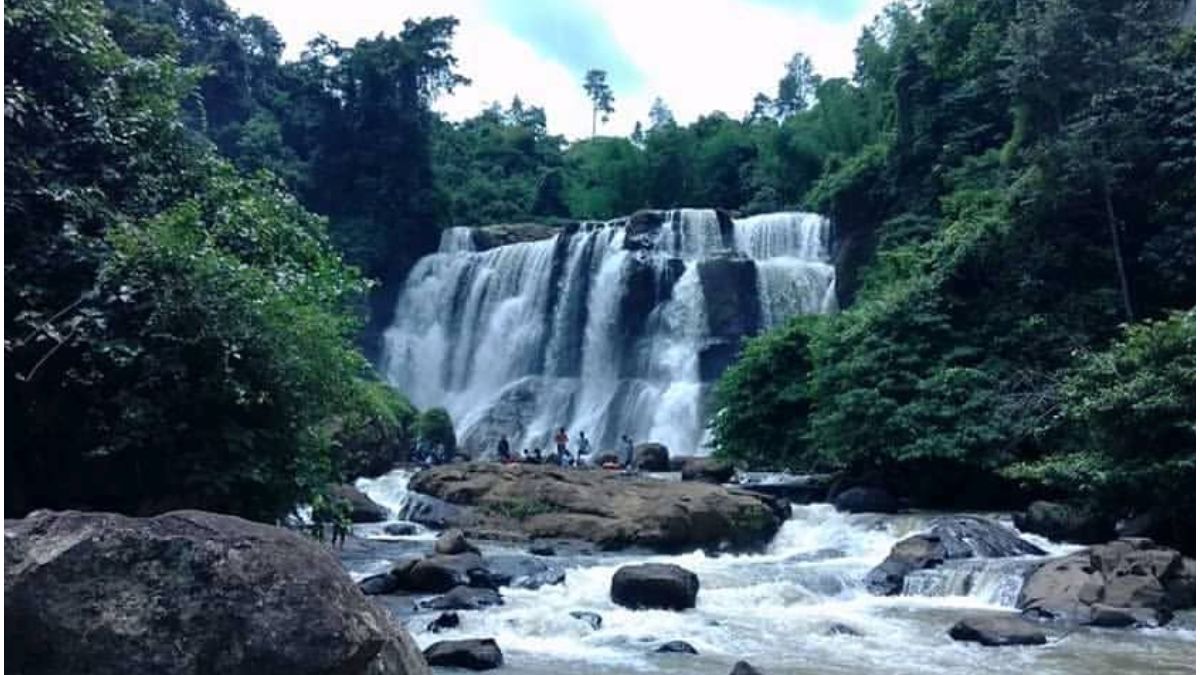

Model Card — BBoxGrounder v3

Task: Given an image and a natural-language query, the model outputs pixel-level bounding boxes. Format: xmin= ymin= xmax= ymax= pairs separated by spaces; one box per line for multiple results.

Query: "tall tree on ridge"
xmin=775 ymin=51 xmax=820 ymax=118
xmin=583 ymin=68 xmax=615 ymax=137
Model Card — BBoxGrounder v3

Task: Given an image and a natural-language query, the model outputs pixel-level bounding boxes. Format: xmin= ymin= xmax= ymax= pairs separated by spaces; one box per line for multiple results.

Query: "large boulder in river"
xmin=611 ymin=562 xmax=699 ymax=610
xmin=1018 ymin=538 xmax=1192 ymax=626
xmin=633 ymin=442 xmax=670 ymax=470
xmin=399 ymin=492 xmax=465 ymax=529
xmin=947 ymin=615 xmax=1047 ymax=647
xmin=398 ymin=553 xmax=488 ymax=593
xmin=407 ymin=463 xmax=785 ymax=553
xmin=833 ymin=486 xmax=898 ymax=514
xmin=866 ymin=516 xmax=1044 ymax=595
xmin=681 ymin=457 xmax=735 ymax=484
xmin=330 ymin=483 xmax=391 ymax=522
xmin=423 ymin=638 xmax=504 ymax=671
xmin=5 ymin=509 xmax=428 ymax=675
xmin=1013 ymin=501 xmax=1114 ymax=544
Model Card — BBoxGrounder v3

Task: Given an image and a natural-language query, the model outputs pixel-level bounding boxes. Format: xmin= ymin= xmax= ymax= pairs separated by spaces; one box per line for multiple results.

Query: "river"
xmin=344 ymin=469 xmax=1196 ymax=674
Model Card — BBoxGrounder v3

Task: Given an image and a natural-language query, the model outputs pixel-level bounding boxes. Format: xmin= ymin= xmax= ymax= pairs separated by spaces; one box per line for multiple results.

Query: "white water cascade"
xmin=382 ymin=209 xmax=835 ymax=456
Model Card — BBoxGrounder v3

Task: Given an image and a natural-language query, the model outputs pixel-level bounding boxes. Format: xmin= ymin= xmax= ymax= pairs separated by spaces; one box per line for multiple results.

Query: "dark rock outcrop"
xmin=408 ymin=463 xmax=785 ymax=553
xmin=654 ymin=640 xmax=698 ymax=654
xmin=5 ymin=509 xmax=428 ymax=675
xmin=420 ymin=586 xmax=504 ymax=611
xmin=624 ymin=210 xmax=666 ymax=251
xmin=426 ymin=612 xmax=460 ymax=633
xmin=1018 ymin=538 xmax=1192 ymax=627
xmin=633 ymin=442 xmax=670 ymax=471
xmin=399 ymin=493 xmax=465 ymax=529
xmin=473 ymin=223 xmax=558 ymax=250
xmin=401 ymin=553 xmax=488 ymax=593
xmin=384 ymin=522 xmax=419 ymax=536
xmin=611 ymin=563 xmax=699 ymax=610
xmin=948 ymin=615 xmax=1047 ymax=647
xmin=730 ymin=661 xmax=765 ymax=675
xmin=697 ymin=256 xmax=761 ymax=338
xmin=423 ymin=638 xmax=504 ymax=671
xmin=681 ymin=457 xmax=735 ymax=484
xmin=866 ymin=516 xmax=1045 ymax=595
xmin=484 ymin=554 xmax=566 ymax=590
xmin=833 ymin=486 xmax=897 ymax=514
xmin=736 ymin=473 xmax=834 ymax=504
xmin=1013 ymin=501 xmax=1114 ymax=544
xmin=570 ymin=611 xmax=603 ymax=630
xmin=330 ymin=483 xmax=391 ymax=522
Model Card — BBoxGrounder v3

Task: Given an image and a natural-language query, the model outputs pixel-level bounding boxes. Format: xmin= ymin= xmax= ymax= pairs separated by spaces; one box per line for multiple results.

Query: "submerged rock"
xmin=654 ymin=640 xmax=698 ymax=654
xmin=426 ymin=611 xmax=460 ymax=633
xmin=681 ymin=457 xmax=735 ymax=484
xmin=5 ymin=509 xmax=428 ymax=675
xmin=329 ymin=483 xmax=392 ymax=522
xmin=408 ymin=463 xmax=785 ymax=552
xmin=825 ymin=622 xmax=864 ymax=637
xmin=383 ymin=522 xmax=419 ymax=536
xmin=730 ymin=661 xmax=765 ymax=675
xmin=1018 ymin=538 xmax=1190 ymax=627
xmin=1013 ymin=501 xmax=1114 ymax=544
xmin=833 ymin=486 xmax=898 ymax=514
xmin=948 ymin=615 xmax=1047 ymax=646
xmin=420 ymin=586 xmax=504 ymax=611
xmin=866 ymin=516 xmax=1044 ymax=595
xmin=484 ymin=553 xmax=566 ymax=589
xmin=423 ymin=638 xmax=503 ymax=671
xmin=611 ymin=563 xmax=699 ymax=610
xmin=570 ymin=611 xmax=603 ymax=630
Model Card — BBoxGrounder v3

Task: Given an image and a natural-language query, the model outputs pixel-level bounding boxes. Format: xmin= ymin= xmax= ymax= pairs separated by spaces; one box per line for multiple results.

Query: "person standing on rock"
xmin=620 ymin=434 xmax=635 ymax=469
xmin=497 ymin=435 xmax=511 ymax=463
xmin=554 ymin=427 xmax=569 ymax=460
xmin=576 ymin=431 xmax=591 ymax=466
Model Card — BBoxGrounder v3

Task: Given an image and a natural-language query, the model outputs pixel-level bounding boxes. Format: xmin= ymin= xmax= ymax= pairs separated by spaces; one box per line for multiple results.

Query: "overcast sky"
xmin=228 ymin=0 xmax=893 ymax=140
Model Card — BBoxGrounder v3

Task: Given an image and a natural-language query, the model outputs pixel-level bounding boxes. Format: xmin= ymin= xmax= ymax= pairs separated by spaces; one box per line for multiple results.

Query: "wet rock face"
xmin=866 ymin=516 xmax=1045 ymax=595
xmin=408 ymin=463 xmax=785 ymax=553
xmin=5 ymin=509 xmax=429 ymax=675
xmin=633 ymin=442 xmax=670 ymax=470
xmin=697 ymin=256 xmax=761 ymax=338
xmin=680 ymin=457 xmax=735 ymax=484
xmin=420 ymin=586 xmax=504 ymax=611
xmin=472 ymin=223 xmax=559 ymax=250
xmin=611 ymin=563 xmax=700 ymax=611
xmin=1018 ymin=538 xmax=1193 ymax=627
xmin=948 ymin=615 xmax=1047 ymax=647
xmin=833 ymin=486 xmax=898 ymax=514
xmin=330 ymin=483 xmax=392 ymax=522
xmin=1013 ymin=501 xmax=1115 ymax=544
xmin=423 ymin=638 xmax=504 ymax=671
xmin=654 ymin=640 xmax=698 ymax=654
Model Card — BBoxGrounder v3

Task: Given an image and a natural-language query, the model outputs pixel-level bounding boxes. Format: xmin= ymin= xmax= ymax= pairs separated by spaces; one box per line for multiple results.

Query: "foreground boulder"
xmin=948 ymin=615 xmax=1047 ymax=647
xmin=1018 ymin=538 xmax=1192 ymax=627
xmin=5 ymin=510 xmax=428 ymax=675
xmin=408 ymin=463 xmax=785 ymax=552
xmin=611 ymin=563 xmax=699 ymax=610
xmin=633 ymin=442 xmax=670 ymax=471
xmin=330 ymin=484 xmax=392 ymax=522
xmin=833 ymin=486 xmax=898 ymax=514
xmin=1013 ymin=501 xmax=1114 ymax=544
xmin=422 ymin=639 xmax=503 ymax=671
xmin=680 ymin=457 xmax=735 ymax=484
xmin=866 ymin=516 xmax=1045 ymax=595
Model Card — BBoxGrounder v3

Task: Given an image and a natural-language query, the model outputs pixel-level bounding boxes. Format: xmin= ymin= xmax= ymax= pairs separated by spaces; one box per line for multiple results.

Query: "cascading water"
xmin=381 ymin=209 xmax=836 ymax=456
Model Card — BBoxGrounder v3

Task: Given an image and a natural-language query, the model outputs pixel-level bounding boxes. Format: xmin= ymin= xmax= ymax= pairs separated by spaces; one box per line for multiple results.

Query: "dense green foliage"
xmin=414 ymin=407 xmax=457 ymax=456
xmin=5 ymin=0 xmax=413 ymax=520
xmin=713 ymin=0 xmax=1195 ymax=547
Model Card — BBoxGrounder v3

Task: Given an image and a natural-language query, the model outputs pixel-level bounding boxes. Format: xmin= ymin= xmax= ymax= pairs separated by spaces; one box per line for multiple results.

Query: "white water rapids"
xmin=345 ymin=470 xmax=1196 ymax=674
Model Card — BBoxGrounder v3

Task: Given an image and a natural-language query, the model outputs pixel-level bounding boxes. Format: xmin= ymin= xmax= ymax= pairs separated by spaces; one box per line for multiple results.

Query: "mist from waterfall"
xmin=382 ymin=209 xmax=835 ymax=456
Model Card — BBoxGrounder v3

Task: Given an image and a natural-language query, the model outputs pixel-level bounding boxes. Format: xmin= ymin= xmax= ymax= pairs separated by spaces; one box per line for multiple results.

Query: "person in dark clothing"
xmin=497 ymin=436 xmax=511 ymax=462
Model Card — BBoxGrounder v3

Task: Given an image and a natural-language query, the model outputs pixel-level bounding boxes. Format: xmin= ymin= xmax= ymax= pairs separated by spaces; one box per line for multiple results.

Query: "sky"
xmin=228 ymin=0 xmax=894 ymax=140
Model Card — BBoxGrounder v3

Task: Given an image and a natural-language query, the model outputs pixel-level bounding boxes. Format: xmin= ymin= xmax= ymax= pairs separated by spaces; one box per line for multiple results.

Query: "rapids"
xmin=343 ymin=469 xmax=1196 ymax=674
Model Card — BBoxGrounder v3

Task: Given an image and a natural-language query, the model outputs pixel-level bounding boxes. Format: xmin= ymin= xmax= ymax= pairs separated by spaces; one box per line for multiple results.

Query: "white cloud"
xmin=228 ymin=0 xmax=892 ymax=140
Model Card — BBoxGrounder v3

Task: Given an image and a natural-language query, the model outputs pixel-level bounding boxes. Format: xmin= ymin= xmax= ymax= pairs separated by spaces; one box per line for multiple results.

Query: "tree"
xmin=583 ymin=68 xmax=615 ymax=137
xmin=648 ymin=96 xmax=675 ymax=129
xmin=774 ymin=51 xmax=820 ymax=118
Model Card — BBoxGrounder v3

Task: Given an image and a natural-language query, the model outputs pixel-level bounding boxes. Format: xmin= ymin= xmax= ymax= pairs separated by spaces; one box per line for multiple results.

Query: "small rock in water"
xmin=427 ymin=611 xmax=460 ymax=633
xmin=529 ymin=544 xmax=556 ymax=556
xmin=358 ymin=571 xmax=400 ymax=596
xmin=570 ymin=611 xmax=603 ymax=630
xmin=420 ymin=586 xmax=504 ymax=611
xmin=423 ymin=638 xmax=504 ymax=670
xmin=383 ymin=522 xmax=418 ymax=536
xmin=730 ymin=661 xmax=765 ymax=675
xmin=611 ymin=563 xmax=699 ymax=611
xmin=948 ymin=615 xmax=1047 ymax=646
xmin=435 ymin=529 xmax=481 ymax=556
xmin=832 ymin=486 xmax=898 ymax=514
xmin=654 ymin=640 xmax=698 ymax=654
xmin=825 ymin=622 xmax=864 ymax=637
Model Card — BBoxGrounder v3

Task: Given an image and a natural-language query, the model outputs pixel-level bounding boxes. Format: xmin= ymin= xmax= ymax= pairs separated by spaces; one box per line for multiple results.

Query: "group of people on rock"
xmin=495 ymin=429 xmax=636 ymax=469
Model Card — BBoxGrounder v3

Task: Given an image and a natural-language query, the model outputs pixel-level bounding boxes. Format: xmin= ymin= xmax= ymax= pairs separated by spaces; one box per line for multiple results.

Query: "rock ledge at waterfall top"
xmin=406 ymin=463 xmax=788 ymax=552
xmin=5 ymin=509 xmax=429 ymax=675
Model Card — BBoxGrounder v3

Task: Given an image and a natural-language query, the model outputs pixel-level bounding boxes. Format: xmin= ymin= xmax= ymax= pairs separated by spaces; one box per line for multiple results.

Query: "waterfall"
xmin=381 ymin=209 xmax=836 ymax=457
